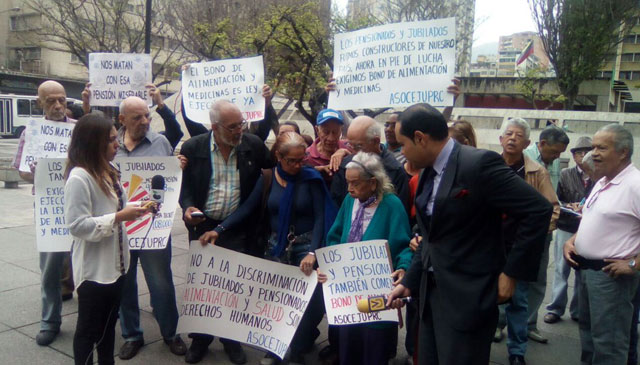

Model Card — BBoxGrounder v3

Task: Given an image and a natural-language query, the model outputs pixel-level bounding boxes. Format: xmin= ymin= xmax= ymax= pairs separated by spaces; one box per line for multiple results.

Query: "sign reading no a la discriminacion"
xmin=34 ymin=158 xmax=72 ymax=252
xmin=89 ymin=53 xmax=152 ymax=107
xmin=19 ymin=119 xmax=74 ymax=173
xmin=176 ymin=244 xmax=317 ymax=360
xmin=316 ymin=240 xmax=397 ymax=325
xmin=182 ymin=56 xmax=265 ymax=123
xmin=329 ymin=18 xmax=456 ymax=110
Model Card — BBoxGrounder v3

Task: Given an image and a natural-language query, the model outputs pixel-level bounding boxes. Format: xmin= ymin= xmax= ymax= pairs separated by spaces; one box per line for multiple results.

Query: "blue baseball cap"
xmin=316 ymin=108 xmax=344 ymax=125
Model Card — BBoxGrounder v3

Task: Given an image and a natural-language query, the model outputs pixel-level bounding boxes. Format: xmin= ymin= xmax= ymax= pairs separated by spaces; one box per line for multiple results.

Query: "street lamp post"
xmin=144 ymin=0 xmax=151 ymax=54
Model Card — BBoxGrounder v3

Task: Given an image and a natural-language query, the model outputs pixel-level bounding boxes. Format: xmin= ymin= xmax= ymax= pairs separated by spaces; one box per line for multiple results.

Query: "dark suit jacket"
xmin=178 ymin=131 xmax=273 ymax=241
xmin=330 ymin=147 xmax=410 ymax=212
xmin=402 ymin=142 xmax=552 ymax=332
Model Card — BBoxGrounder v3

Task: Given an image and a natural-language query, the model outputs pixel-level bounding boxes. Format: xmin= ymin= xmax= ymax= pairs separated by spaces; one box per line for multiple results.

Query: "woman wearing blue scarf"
xmin=317 ymin=151 xmax=413 ymax=365
xmin=199 ymin=132 xmax=337 ymax=365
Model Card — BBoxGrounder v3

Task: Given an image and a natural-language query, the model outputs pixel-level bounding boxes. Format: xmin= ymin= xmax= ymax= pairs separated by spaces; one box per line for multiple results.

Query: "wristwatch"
xmin=629 ymin=259 xmax=636 ymax=270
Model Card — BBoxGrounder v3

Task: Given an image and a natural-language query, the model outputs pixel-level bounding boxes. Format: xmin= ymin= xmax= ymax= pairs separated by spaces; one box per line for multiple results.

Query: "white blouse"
xmin=65 ymin=167 xmax=129 ymax=288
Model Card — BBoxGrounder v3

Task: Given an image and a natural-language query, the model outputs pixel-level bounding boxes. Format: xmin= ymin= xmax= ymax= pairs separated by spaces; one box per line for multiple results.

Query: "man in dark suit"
xmin=387 ymin=103 xmax=552 ymax=365
xmin=179 ymin=100 xmax=272 ymax=364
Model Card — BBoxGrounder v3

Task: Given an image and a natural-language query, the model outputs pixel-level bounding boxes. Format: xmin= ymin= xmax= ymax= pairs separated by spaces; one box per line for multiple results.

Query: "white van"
xmin=0 ymin=94 xmax=80 ymax=138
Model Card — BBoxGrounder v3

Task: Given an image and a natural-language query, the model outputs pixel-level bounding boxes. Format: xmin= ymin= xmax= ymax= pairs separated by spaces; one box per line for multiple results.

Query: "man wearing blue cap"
xmin=305 ymin=108 xmax=352 ymax=185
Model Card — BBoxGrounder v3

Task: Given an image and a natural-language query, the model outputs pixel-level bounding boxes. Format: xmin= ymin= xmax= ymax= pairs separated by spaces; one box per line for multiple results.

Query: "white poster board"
xmin=315 ymin=240 xmax=397 ymax=325
xmin=19 ymin=119 xmax=74 ymax=172
xmin=182 ymin=55 xmax=265 ymax=123
xmin=89 ymin=53 xmax=152 ymax=107
xmin=177 ymin=243 xmax=317 ymax=359
xmin=114 ymin=157 xmax=182 ymax=250
xmin=329 ymin=18 xmax=456 ymax=110
xmin=34 ymin=158 xmax=72 ymax=252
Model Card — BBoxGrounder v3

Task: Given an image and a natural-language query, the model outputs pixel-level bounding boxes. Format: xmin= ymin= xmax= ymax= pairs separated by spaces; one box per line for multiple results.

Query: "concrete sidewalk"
xmin=0 ymin=182 xmax=583 ymax=364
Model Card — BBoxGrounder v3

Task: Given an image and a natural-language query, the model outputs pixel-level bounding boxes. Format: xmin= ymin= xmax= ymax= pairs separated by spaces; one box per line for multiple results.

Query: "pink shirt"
xmin=575 ymin=164 xmax=640 ymax=259
xmin=304 ymin=138 xmax=351 ymax=167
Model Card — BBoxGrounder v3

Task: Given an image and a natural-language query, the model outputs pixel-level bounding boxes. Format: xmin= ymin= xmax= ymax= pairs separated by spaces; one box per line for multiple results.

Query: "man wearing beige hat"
xmin=544 ymin=136 xmax=593 ymax=324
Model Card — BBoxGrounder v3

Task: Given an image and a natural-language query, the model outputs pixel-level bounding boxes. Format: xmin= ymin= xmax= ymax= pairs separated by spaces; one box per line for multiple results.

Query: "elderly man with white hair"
xmin=110 ymin=96 xmax=189 ymax=360
xmin=496 ymin=117 xmax=559 ymax=365
xmin=179 ymin=99 xmax=273 ymax=364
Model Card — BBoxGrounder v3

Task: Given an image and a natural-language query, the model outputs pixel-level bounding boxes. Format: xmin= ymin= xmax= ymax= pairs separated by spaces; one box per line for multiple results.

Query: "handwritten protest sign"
xmin=34 ymin=158 xmax=72 ymax=252
xmin=316 ymin=240 xmax=397 ymax=325
xmin=329 ymin=18 xmax=456 ymax=110
xmin=177 ymin=244 xmax=317 ymax=359
xmin=89 ymin=53 xmax=152 ymax=107
xmin=182 ymin=56 xmax=265 ymax=123
xmin=19 ymin=119 xmax=74 ymax=172
xmin=114 ymin=157 xmax=182 ymax=250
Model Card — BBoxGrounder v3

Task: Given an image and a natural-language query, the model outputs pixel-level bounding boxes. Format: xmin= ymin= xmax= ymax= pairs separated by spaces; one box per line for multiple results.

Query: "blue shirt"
xmin=524 ymin=143 xmax=560 ymax=190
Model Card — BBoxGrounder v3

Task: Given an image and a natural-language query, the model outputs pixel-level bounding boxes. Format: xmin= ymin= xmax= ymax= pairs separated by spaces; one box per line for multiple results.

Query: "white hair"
xmin=209 ymin=99 xmax=233 ymax=125
xmin=504 ymin=117 xmax=531 ymax=140
xmin=346 ymin=152 xmax=395 ymax=200
xmin=600 ymin=123 xmax=634 ymax=158
xmin=364 ymin=122 xmax=381 ymax=142
xmin=582 ymin=150 xmax=595 ymax=171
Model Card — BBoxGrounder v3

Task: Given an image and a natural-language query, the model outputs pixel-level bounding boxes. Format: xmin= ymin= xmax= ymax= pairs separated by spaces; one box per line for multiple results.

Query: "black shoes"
xmin=165 ymin=336 xmax=187 ymax=356
xmin=118 ymin=340 xmax=144 ymax=360
xmin=223 ymin=341 xmax=247 ymax=364
xmin=35 ymin=330 xmax=59 ymax=346
xmin=543 ymin=312 xmax=561 ymax=324
xmin=185 ymin=341 xmax=208 ymax=364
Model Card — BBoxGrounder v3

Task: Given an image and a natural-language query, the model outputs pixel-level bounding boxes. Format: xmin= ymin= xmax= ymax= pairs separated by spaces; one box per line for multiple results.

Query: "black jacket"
xmin=402 ymin=143 xmax=552 ymax=332
xmin=179 ymin=131 xmax=273 ymax=213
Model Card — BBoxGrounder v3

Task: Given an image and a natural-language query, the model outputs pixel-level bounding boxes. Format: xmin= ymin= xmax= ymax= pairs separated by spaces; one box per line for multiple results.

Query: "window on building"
xmin=619 ymin=71 xmax=632 ymax=80
xmin=17 ymin=99 xmax=30 ymax=116
xmin=625 ymin=35 xmax=637 ymax=44
xmin=22 ymin=47 xmax=41 ymax=60
xmin=602 ymin=71 xmax=612 ymax=79
xmin=9 ymin=14 xmax=41 ymax=31
xmin=622 ymin=53 xmax=634 ymax=62
xmin=70 ymin=53 xmax=83 ymax=64
xmin=632 ymin=72 xmax=640 ymax=81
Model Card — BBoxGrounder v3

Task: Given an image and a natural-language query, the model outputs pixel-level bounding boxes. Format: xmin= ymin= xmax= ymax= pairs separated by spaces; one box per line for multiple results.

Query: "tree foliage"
xmin=516 ymin=67 xmax=566 ymax=109
xmin=529 ymin=0 xmax=638 ymax=109
xmin=24 ymin=0 xmax=187 ymax=81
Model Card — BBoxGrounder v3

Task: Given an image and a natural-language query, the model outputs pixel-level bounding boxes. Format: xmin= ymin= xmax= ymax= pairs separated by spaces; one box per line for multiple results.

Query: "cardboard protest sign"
xmin=19 ymin=119 xmax=74 ymax=172
xmin=89 ymin=53 xmax=152 ymax=107
xmin=315 ymin=240 xmax=397 ymax=325
xmin=182 ymin=56 xmax=265 ymax=123
xmin=329 ymin=18 xmax=456 ymax=110
xmin=114 ymin=157 xmax=182 ymax=250
xmin=177 ymin=244 xmax=317 ymax=359
xmin=34 ymin=158 xmax=72 ymax=252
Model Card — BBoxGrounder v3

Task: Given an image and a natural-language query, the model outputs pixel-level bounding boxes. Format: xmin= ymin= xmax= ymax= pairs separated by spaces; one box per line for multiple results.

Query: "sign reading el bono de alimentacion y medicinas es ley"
xmin=329 ymin=18 xmax=456 ymax=111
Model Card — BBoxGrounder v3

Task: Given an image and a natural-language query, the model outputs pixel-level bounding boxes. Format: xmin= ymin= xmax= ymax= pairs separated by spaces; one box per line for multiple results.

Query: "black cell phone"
xmin=191 ymin=211 xmax=205 ymax=218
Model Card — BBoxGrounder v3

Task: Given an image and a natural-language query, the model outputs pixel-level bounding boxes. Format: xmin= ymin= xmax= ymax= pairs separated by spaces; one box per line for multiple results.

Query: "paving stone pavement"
xmin=0 ymin=182 xmax=589 ymax=364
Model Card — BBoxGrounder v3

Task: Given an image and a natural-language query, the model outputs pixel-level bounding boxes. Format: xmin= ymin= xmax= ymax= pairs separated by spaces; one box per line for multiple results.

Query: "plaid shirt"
xmin=204 ymin=133 xmax=240 ymax=220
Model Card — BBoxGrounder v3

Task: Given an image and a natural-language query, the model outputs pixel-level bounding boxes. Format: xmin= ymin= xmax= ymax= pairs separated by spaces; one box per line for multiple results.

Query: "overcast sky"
xmin=333 ymin=0 xmax=537 ymax=46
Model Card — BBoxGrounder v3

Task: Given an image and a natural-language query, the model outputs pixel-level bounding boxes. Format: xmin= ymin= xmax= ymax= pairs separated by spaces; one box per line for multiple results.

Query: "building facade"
xmin=497 ymin=31 xmax=550 ymax=77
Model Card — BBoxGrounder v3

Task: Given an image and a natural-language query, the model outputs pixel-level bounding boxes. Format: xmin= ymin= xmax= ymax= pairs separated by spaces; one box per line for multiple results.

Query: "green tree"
xmin=529 ymin=0 xmax=637 ymax=109
xmin=516 ymin=67 xmax=566 ymax=109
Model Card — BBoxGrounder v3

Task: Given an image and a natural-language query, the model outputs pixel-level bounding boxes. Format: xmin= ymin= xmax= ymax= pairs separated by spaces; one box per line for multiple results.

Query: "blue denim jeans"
xmin=546 ymin=229 xmax=580 ymax=318
xmin=579 ymin=269 xmax=640 ymax=365
xmin=118 ymin=238 xmax=179 ymax=342
xmin=505 ymin=281 xmax=529 ymax=356
xmin=528 ymin=233 xmax=552 ymax=331
xmin=40 ymin=251 xmax=67 ymax=332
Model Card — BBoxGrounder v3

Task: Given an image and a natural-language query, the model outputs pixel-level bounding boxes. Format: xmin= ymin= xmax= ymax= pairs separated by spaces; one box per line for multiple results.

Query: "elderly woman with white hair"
xmin=318 ymin=151 xmax=412 ymax=365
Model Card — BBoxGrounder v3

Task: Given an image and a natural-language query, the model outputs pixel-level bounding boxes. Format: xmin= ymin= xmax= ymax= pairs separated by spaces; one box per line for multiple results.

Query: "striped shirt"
xmin=204 ymin=133 xmax=240 ymax=220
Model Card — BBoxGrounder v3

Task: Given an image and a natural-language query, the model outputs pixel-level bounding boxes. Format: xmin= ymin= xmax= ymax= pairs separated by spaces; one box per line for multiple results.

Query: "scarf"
xmin=272 ymin=163 xmax=337 ymax=257
xmin=347 ymin=195 xmax=377 ymax=243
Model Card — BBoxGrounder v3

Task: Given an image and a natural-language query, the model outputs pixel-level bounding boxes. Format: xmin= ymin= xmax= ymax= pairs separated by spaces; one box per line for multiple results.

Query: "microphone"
xmin=151 ymin=175 xmax=165 ymax=204
xmin=356 ymin=295 xmax=412 ymax=313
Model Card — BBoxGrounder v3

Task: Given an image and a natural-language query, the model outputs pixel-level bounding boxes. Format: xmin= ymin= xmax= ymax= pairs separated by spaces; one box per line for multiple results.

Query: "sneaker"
xmin=493 ymin=327 xmax=504 ymax=343
xmin=527 ymin=329 xmax=548 ymax=344
xmin=35 ymin=330 xmax=59 ymax=346
xmin=509 ymin=354 xmax=526 ymax=365
xmin=118 ymin=340 xmax=144 ymax=360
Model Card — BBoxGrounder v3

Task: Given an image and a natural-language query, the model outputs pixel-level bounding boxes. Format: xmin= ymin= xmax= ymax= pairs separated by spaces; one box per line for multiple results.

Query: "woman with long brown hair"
xmin=64 ymin=114 xmax=149 ymax=365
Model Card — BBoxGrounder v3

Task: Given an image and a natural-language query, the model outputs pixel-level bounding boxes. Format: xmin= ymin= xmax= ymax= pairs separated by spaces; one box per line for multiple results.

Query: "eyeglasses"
xmin=282 ymin=153 xmax=308 ymax=166
xmin=219 ymin=120 xmax=247 ymax=133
